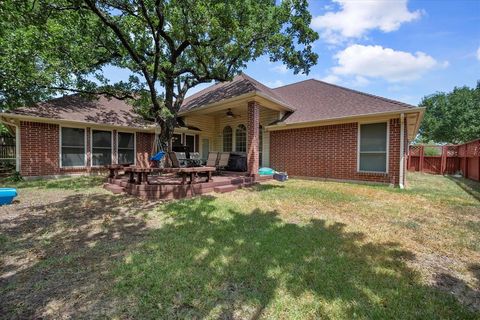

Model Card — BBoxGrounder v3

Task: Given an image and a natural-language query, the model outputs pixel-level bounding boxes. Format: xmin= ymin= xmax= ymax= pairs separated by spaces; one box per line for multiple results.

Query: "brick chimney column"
xmin=247 ymin=101 xmax=260 ymax=178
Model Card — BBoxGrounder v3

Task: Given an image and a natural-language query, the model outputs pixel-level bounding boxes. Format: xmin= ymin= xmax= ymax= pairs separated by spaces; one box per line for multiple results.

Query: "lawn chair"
xmin=206 ymin=152 xmax=219 ymax=167
xmin=168 ymin=151 xmax=184 ymax=168
xmin=216 ymin=152 xmax=230 ymax=175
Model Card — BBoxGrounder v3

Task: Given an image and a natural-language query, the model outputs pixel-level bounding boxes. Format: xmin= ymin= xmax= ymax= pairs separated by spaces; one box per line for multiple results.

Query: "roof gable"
xmin=180 ymin=73 xmax=287 ymax=112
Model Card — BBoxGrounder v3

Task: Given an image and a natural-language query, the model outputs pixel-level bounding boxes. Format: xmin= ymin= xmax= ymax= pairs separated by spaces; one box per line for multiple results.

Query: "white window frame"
xmin=357 ymin=121 xmax=389 ymax=174
xmin=235 ymin=124 xmax=247 ymax=153
xmin=90 ymin=129 xmax=114 ymax=167
xmin=116 ymin=131 xmax=136 ymax=166
xmin=59 ymin=125 xmax=87 ymax=168
xmin=222 ymin=126 xmax=233 ymax=152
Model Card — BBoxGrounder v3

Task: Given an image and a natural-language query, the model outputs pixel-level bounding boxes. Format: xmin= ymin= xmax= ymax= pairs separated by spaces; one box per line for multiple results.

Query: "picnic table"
xmin=107 ymin=164 xmax=132 ymax=179
xmin=124 ymin=166 xmax=216 ymax=185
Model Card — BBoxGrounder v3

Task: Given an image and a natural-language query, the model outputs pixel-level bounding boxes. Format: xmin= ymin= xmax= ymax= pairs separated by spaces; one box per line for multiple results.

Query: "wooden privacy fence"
xmin=407 ymin=139 xmax=480 ymax=182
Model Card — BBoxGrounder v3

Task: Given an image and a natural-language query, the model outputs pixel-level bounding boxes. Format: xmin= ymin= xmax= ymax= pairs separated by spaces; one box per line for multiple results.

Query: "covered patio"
xmin=173 ymin=74 xmax=292 ymax=177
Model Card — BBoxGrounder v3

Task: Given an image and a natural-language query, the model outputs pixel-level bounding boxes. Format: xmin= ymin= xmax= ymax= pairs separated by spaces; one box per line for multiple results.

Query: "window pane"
xmin=185 ymin=135 xmax=195 ymax=153
xmin=92 ymin=130 xmax=111 ymax=148
xmin=61 ymin=128 xmax=84 ymax=147
xmin=118 ymin=132 xmax=134 ymax=149
xmin=62 ymin=147 xmax=85 ymax=167
xmin=235 ymin=124 xmax=246 ymax=152
xmin=360 ymin=123 xmax=387 ymax=152
xmin=92 ymin=148 xmax=112 ymax=166
xmin=223 ymin=126 xmax=232 ymax=152
xmin=360 ymin=153 xmax=387 ymax=172
xmin=118 ymin=149 xmax=135 ymax=164
xmin=172 ymin=134 xmax=183 ymax=151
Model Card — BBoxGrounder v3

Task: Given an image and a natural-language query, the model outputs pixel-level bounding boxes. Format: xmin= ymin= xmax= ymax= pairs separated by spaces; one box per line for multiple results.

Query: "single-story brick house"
xmin=0 ymin=73 xmax=424 ymax=187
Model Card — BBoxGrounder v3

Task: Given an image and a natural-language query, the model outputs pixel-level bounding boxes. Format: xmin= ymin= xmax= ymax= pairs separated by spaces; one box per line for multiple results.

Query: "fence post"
xmin=440 ymin=146 xmax=447 ymax=175
xmin=407 ymin=146 xmax=410 ymax=170
xmin=419 ymin=145 xmax=424 ymax=172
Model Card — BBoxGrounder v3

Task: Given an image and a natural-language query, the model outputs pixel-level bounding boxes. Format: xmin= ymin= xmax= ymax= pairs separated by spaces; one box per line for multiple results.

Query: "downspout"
xmin=399 ymin=113 xmax=405 ymax=189
xmin=15 ymin=125 xmax=20 ymax=172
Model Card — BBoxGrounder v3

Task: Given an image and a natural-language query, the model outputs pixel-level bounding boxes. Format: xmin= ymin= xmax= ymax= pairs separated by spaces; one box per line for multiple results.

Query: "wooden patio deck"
xmin=104 ymin=171 xmax=273 ymax=200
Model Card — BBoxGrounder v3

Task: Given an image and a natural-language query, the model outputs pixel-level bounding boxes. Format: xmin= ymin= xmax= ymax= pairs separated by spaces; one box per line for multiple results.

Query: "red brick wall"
xmin=19 ymin=121 xmax=156 ymax=177
xmin=270 ymin=119 xmax=404 ymax=186
xmin=136 ymin=132 xmax=155 ymax=167
xmin=247 ymin=101 xmax=260 ymax=176
xmin=20 ymin=122 xmax=60 ymax=176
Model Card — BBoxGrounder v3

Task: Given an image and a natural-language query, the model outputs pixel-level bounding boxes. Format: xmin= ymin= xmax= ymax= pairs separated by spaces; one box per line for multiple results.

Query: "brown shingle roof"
xmin=272 ymin=79 xmax=416 ymax=124
xmin=180 ymin=73 xmax=288 ymax=112
xmin=6 ymin=94 xmax=153 ymax=128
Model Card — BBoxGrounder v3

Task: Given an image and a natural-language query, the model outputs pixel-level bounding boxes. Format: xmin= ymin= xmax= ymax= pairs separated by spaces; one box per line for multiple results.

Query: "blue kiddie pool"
xmin=259 ymin=167 xmax=275 ymax=175
xmin=0 ymin=188 xmax=17 ymax=205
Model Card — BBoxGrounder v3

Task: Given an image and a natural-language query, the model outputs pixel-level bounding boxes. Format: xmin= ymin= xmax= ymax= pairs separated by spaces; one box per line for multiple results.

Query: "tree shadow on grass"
xmin=1 ymin=192 xmax=477 ymax=319
xmin=0 ymin=193 xmax=156 ymax=318
xmin=112 ymin=196 xmax=476 ymax=319
xmin=446 ymin=176 xmax=480 ymax=202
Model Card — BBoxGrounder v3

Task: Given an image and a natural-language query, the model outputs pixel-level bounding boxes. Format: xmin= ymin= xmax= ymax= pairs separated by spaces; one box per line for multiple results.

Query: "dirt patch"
xmin=0 ymin=188 xmax=160 ymax=319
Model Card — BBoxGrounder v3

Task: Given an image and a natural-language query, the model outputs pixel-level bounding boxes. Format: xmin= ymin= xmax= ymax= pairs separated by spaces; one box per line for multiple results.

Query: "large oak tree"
xmin=0 ymin=0 xmax=318 ymax=149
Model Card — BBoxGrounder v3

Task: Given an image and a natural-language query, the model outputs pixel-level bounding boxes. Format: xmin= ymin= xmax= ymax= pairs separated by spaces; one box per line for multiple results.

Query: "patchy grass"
xmin=2 ymin=175 xmax=105 ymax=190
xmin=0 ymin=173 xmax=479 ymax=319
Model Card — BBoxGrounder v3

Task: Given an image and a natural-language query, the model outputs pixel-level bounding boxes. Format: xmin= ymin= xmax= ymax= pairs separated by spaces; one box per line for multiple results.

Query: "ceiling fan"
xmin=226 ymin=108 xmax=240 ymax=118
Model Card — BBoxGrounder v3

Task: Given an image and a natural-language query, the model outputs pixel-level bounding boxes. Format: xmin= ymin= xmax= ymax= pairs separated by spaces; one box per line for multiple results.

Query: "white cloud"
xmin=265 ymin=80 xmax=285 ymax=88
xmin=319 ymin=74 xmax=342 ymax=84
xmin=351 ymin=75 xmax=370 ymax=87
xmin=477 ymin=46 xmax=480 ymax=61
xmin=330 ymin=44 xmax=446 ymax=82
xmin=312 ymin=0 xmax=422 ymax=43
xmin=270 ymin=64 xmax=289 ymax=74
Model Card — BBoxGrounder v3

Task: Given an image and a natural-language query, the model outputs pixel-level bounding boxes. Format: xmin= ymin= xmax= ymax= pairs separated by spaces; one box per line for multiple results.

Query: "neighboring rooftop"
xmin=5 ymin=94 xmax=153 ymax=128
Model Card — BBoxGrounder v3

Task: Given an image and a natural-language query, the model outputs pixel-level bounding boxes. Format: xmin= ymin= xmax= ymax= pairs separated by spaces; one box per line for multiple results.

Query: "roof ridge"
xmin=273 ymin=78 xmax=415 ymax=109
xmin=308 ymin=79 xmax=416 ymax=108
xmin=272 ymin=78 xmax=314 ymax=90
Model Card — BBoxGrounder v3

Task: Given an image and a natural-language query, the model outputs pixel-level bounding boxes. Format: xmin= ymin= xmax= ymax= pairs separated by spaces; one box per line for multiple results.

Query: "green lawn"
xmin=1 ymin=173 xmax=479 ymax=319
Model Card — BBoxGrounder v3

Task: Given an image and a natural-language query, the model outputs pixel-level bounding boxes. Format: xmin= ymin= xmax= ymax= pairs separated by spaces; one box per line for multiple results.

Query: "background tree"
xmin=419 ymin=81 xmax=480 ymax=144
xmin=0 ymin=0 xmax=318 ymax=149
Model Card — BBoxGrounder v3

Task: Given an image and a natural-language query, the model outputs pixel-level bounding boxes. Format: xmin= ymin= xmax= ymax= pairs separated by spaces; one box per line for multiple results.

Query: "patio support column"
xmin=247 ymin=101 xmax=260 ymax=178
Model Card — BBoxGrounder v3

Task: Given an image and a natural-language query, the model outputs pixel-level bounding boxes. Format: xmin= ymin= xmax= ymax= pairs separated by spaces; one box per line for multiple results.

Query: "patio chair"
xmin=216 ymin=152 xmax=230 ymax=175
xmin=206 ymin=152 xmax=219 ymax=167
xmin=168 ymin=151 xmax=185 ymax=168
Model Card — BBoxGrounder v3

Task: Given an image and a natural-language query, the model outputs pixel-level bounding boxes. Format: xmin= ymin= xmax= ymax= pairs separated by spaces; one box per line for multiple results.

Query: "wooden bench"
xmin=124 ymin=166 xmax=216 ymax=185
xmin=175 ymin=167 xmax=216 ymax=184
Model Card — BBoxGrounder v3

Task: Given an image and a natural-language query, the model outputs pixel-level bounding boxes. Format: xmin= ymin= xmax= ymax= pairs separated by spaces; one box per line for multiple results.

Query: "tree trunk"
xmin=156 ymin=79 xmax=177 ymax=152
xmin=157 ymin=117 xmax=177 ymax=152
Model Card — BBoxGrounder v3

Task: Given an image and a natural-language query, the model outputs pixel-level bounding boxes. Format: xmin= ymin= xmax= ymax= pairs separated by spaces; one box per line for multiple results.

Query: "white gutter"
xmin=266 ymin=108 xmax=426 ymax=132
xmin=399 ymin=113 xmax=405 ymax=189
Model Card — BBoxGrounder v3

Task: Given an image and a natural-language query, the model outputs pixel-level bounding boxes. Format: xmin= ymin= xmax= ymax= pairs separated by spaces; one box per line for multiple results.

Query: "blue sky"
xmin=105 ymin=0 xmax=480 ymax=106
